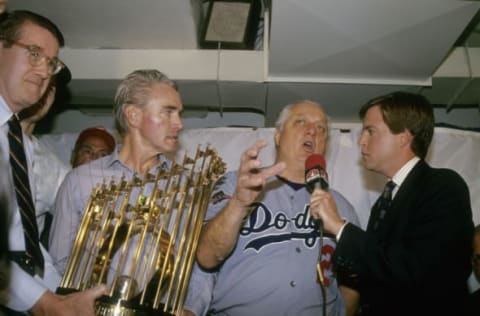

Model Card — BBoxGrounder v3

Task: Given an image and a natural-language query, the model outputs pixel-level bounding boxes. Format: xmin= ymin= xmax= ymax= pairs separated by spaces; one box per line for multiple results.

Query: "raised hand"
xmin=197 ymin=140 xmax=285 ymax=269
xmin=231 ymin=139 xmax=286 ymax=212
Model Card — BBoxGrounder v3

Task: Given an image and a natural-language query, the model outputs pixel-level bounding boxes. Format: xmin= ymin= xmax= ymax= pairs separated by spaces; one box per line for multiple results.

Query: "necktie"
xmin=7 ymin=115 xmax=44 ymax=276
xmin=369 ymin=180 xmax=396 ymax=231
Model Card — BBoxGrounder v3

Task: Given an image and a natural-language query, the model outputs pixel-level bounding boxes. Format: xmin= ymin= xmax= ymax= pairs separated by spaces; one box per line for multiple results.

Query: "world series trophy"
xmin=57 ymin=145 xmax=225 ymax=316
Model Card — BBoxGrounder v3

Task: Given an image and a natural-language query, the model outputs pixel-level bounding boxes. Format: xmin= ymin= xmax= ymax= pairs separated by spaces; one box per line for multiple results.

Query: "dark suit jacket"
xmin=334 ymin=160 xmax=473 ymax=316
xmin=467 ymin=288 xmax=480 ymax=316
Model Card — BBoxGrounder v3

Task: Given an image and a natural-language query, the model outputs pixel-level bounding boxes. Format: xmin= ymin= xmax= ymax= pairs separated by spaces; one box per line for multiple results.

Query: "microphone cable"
xmin=316 ymin=220 xmax=327 ymax=316
xmin=305 ymin=154 xmax=329 ymax=316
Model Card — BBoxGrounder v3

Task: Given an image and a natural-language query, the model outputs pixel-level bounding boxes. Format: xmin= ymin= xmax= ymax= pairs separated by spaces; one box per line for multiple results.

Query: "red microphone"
xmin=305 ymin=154 xmax=330 ymax=287
xmin=305 ymin=154 xmax=329 ymax=193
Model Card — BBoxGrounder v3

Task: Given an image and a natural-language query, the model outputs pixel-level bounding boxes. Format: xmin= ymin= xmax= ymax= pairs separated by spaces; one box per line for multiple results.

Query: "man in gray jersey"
xmin=186 ymin=100 xmax=360 ymax=316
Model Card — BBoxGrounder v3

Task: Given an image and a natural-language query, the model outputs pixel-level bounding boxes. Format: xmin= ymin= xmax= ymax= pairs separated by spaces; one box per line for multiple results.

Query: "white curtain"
xmin=39 ymin=124 xmax=480 ymax=227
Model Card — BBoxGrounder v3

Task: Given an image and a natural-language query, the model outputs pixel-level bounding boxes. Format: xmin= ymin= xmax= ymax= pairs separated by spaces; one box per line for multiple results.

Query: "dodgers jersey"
xmin=186 ymin=171 xmax=359 ymax=316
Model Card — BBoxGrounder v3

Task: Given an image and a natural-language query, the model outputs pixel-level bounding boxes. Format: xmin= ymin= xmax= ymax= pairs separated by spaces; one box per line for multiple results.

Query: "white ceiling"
xmin=9 ymin=0 xmax=480 ymax=126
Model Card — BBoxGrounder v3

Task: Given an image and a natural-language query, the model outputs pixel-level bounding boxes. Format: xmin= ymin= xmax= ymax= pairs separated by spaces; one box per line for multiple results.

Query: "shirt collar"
xmin=104 ymin=145 xmax=172 ymax=172
xmin=0 ymin=95 xmax=15 ymax=127
xmin=104 ymin=146 xmax=122 ymax=167
xmin=390 ymin=156 xmax=420 ymax=196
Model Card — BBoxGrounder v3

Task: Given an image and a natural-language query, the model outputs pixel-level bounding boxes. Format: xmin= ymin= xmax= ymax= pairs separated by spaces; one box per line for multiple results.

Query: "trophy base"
xmin=56 ymin=287 xmax=174 ymax=316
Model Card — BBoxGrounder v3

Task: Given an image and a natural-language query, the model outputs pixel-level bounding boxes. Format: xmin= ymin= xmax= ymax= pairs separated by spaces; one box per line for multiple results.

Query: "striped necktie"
xmin=369 ymin=180 xmax=396 ymax=231
xmin=7 ymin=115 xmax=44 ymax=276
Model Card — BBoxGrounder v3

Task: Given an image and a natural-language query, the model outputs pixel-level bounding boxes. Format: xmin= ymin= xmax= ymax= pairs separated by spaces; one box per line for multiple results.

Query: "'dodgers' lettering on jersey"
xmin=241 ymin=202 xmax=320 ymax=251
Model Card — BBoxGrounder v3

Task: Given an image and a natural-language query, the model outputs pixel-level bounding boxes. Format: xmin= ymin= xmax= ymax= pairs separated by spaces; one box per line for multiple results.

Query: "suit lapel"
xmin=375 ymin=160 xmax=430 ymax=237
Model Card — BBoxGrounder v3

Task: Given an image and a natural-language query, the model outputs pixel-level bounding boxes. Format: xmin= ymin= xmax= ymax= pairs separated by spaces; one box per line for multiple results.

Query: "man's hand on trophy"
xmin=30 ymin=285 xmax=108 ymax=316
xmin=182 ymin=309 xmax=195 ymax=316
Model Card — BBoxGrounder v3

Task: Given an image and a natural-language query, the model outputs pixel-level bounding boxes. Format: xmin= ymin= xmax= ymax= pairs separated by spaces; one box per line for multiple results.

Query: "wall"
xmin=39 ymin=125 xmax=480 ymax=226
xmin=37 ymin=107 xmax=479 ymax=135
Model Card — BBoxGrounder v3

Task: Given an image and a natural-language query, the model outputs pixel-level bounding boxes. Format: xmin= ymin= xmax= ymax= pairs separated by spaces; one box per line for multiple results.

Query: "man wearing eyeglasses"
xmin=0 ymin=10 xmax=106 ymax=315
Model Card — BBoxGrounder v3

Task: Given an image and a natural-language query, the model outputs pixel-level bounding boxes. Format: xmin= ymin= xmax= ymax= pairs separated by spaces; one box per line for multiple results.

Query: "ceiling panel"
xmin=269 ymin=0 xmax=480 ymax=84
xmin=11 ymin=0 xmax=200 ymax=49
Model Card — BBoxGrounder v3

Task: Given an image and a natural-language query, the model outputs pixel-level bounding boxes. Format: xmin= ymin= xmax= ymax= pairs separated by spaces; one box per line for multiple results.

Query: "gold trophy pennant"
xmin=57 ymin=145 xmax=225 ymax=316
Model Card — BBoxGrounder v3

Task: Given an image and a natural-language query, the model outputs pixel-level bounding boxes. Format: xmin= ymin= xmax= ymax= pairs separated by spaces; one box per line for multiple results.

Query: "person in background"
xmin=190 ymin=100 xmax=360 ymax=316
xmin=18 ymin=67 xmax=71 ymax=249
xmin=0 ymin=9 xmax=106 ymax=315
xmin=467 ymin=224 xmax=480 ymax=315
xmin=27 ymin=124 xmax=115 ymax=249
xmin=70 ymin=126 xmax=116 ymax=168
xmin=310 ymin=91 xmax=473 ymax=316
xmin=33 ymin=124 xmax=115 ymax=249
xmin=18 ymin=62 xmax=70 ymax=135
xmin=18 ymin=63 xmax=116 ymax=249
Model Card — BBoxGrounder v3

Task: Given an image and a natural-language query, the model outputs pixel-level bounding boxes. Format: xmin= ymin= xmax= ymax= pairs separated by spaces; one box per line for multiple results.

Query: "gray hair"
xmin=113 ymin=69 xmax=177 ymax=136
xmin=274 ymin=100 xmax=329 ymax=133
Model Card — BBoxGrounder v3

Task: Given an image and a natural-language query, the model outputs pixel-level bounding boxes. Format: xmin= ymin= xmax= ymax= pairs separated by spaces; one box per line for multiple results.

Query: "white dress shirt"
xmin=0 ymin=96 xmax=61 ymax=312
xmin=30 ymin=136 xmax=70 ymax=234
xmin=467 ymin=272 xmax=480 ymax=293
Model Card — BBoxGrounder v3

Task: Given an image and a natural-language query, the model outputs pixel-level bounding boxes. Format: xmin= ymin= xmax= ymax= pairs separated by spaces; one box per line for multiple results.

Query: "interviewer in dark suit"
xmin=309 ymin=91 xmax=473 ymax=316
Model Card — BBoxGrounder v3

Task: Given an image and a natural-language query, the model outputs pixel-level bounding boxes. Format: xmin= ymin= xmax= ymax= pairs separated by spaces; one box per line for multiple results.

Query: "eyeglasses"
xmin=12 ymin=41 xmax=65 ymax=76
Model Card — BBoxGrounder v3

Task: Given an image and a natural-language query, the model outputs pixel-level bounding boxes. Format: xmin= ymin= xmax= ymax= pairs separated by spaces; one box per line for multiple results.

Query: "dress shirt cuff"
xmin=336 ymin=220 xmax=348 ymax=242
xmin=4 ymin=247 xmax=61 ymax=312
xmin=6 ymin=263 xmax=49 ymax=311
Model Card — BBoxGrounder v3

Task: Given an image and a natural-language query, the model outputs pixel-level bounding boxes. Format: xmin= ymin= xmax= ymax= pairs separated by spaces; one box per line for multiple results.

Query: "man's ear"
xmin=125 ymin=104 xmax=140 ymax=127
xmin=399 ymin=129 xmax=413 ymax=148
xmin=274 ymin=128 xmax=280 ymax=147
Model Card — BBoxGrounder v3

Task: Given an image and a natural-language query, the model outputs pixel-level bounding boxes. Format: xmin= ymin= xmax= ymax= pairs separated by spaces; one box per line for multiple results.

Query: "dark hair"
xmin=359 ymin=91 xmax=434 ymax=159
xmin=0 ymin=10 xmax=64 ymax=47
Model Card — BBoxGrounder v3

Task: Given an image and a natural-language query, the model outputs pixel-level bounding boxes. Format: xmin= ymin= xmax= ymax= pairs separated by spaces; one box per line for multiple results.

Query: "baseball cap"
xmin=75 ymin=127 xmax=116 ymax=152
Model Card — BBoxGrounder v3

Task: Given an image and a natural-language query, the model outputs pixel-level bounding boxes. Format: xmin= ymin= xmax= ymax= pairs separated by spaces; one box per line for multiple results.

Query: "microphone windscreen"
xmin=305 ymin=154 xmax=326 ymax=171
xmin=305 ymin=154 xmax=329 ymax=192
